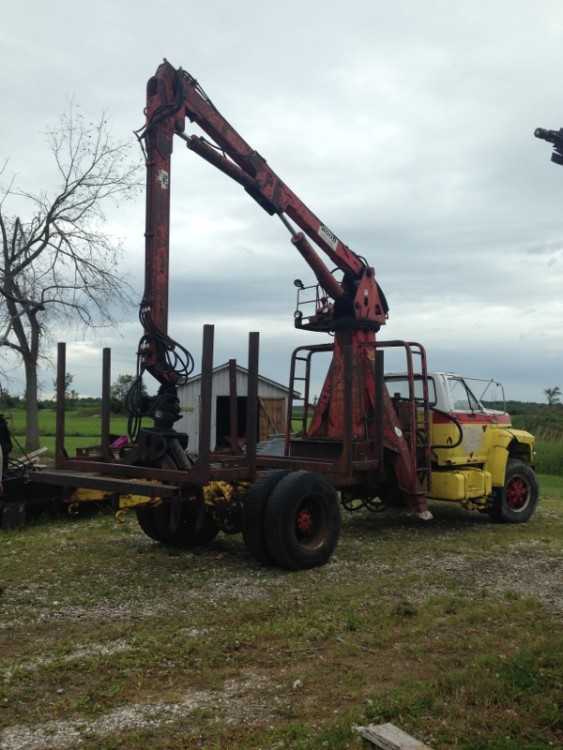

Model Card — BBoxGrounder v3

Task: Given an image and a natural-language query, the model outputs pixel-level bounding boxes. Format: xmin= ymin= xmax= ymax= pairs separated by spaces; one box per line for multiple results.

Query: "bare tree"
xmin=0 ymin=107 xmax=141 ymax=449
xmin=544 ymin=386 xmax=561 ymax=406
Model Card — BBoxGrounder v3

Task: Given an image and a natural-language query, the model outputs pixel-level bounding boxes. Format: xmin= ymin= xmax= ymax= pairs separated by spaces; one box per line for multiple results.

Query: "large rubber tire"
xmin=136 ymin=499 xmax=219 ymax=548
xmin=264 ymin=470 xmax=341 ymax=570
xmin=136 ymin=504 xmax=161 ymax=541
xmin=489 ymin=459 xmax=539 ymax=524
xmin=135 ymin=454 xmax=219 ymax=548
xmin=242 ymin=470 xmax=290 ymax=564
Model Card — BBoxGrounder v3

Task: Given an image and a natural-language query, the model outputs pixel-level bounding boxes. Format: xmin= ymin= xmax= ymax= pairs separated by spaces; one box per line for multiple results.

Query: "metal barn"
xmin=177 ymin=362 xmax=291 ymax=453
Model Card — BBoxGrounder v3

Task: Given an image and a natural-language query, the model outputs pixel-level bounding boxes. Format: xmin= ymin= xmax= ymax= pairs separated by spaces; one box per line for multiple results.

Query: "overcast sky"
xmin=2 ymin=0 xmax=563 ymax=402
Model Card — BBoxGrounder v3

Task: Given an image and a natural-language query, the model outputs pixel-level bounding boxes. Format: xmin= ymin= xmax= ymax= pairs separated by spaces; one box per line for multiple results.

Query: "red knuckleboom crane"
xmin=133 ymin=59 xmax=430 ymax=517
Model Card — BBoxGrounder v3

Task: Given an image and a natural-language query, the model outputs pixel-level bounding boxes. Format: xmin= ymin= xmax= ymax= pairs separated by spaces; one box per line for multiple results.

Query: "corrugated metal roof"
xmin=181 ymin=361 xmax=291 ymax=393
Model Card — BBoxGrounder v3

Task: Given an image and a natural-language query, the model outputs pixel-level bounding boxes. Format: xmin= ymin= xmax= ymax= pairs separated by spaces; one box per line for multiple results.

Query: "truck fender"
xmin=486 ymin=444 xmax=510 ymax=488
xmin=487 ymin=429 xmax=534 ymax=488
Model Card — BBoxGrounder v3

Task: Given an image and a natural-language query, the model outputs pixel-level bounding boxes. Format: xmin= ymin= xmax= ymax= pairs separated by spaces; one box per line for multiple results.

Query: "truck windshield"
xmin=385 ymin=375 xmax=436 ymax=405
xmin=447 ymin=377 xmax=482 ymax=412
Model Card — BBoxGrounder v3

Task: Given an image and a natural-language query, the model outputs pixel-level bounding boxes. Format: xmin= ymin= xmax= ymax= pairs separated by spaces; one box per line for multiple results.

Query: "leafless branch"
xmin=0 ymin=103 xmax=142 ymax=449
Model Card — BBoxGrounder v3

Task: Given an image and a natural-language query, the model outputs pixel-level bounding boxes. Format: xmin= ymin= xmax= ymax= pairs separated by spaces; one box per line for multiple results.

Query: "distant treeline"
xmin=0 ymin=394 xmax=103 ymax=410
xmin=483 ymin=401 xmax=563 ymax=440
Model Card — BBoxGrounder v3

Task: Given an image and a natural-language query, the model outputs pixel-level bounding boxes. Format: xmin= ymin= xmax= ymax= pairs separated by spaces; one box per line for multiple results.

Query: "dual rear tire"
xmin=242 ymin=470 xmax=341 ymax=570
xmin=134 ymin=446 xmax=340 ymax=567
xmin=135 ymin=453 xmax=219 ymax=549
xmin=136 ymin=498 xmax=219 ymax=548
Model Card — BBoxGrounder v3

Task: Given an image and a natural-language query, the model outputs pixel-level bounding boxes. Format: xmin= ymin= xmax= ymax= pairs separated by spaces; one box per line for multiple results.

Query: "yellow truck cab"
xmin=385 ymin=372 xmax=539 ymax=522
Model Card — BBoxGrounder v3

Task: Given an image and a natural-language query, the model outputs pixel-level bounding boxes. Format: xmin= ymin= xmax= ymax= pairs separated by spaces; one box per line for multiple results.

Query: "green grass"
xmin=2 ymin=407 xmax=128 ymax=437
xmin=2 ymin=407 xmax=129 ymax=457
xmin=13 ymin=435 xmax=110 ymax=458
xmin=536 ymin=439 xmax=563 ymax=476
xmin=538 ymin=473 xmax=563 ymax=498
xmin=1 ymin=477 xmax=562 ymax=748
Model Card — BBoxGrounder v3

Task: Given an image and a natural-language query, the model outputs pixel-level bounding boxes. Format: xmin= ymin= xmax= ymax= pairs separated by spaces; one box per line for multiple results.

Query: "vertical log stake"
xmin=228 ymin=358 xmax=238 ymax=453
xmin=101 ymin=348 xmax=111 ymax=460
xmin=55 ymin=342 xmax=66 ymax=468
xmin=198 ymin=324 xmax=214 ymax=474
xmin=246 ymin=332 xmax=259 ymax=480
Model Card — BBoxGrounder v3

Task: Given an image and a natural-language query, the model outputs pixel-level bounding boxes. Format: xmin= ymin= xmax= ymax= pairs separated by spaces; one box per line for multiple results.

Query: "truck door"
xmin=445 ymin=376 xmax=488 ymax=462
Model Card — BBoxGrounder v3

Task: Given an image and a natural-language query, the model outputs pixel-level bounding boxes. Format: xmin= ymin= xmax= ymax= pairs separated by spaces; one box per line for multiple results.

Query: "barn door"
xmin=259 ymin=398 xmax=286 ymax=438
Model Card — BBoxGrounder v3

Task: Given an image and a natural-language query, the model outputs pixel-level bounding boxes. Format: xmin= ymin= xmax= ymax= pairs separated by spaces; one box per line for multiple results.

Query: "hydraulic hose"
xmin=430 ymin=407 xmax=464 ymax=450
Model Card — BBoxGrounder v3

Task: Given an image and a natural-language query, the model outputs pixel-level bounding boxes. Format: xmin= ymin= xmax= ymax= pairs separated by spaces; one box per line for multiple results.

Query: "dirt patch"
xmin=0 ymin=565 xmax=280 ymax=632
xmin=413 ymin=547 xmax=563 ymax=612
xmin=0 ymin=672 xmax=276 ymax=750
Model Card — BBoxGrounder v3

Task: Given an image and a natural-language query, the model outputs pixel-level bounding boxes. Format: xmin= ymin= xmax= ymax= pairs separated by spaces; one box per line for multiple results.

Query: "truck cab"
xmin=385 ymin=372 xmax=538 ymax=522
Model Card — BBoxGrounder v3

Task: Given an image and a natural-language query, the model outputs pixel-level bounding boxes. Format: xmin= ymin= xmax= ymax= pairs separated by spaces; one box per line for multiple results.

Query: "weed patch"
xmin=0 ymin=480 xmax=562 ymax=748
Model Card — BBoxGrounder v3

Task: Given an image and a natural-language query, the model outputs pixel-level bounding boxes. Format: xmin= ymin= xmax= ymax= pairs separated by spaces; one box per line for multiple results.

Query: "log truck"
xmin=32 ymin=61 xmax=539 ymax=567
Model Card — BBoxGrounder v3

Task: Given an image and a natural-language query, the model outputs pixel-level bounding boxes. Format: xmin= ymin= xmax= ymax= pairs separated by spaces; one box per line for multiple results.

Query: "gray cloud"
xmin=2 ymin=1 xmax=563 ymax=404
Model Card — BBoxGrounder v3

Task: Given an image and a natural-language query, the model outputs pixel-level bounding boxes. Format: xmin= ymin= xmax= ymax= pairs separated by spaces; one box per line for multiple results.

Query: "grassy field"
xmin=2 ymin=408 xmax=129 ymax=459
xmin=533 ymin=439 xmax=563 ymax=476
xmin=0 ymin=476 xmax=562 ymax=749
xmin=2 ymin=408 xmax=128 ymax=437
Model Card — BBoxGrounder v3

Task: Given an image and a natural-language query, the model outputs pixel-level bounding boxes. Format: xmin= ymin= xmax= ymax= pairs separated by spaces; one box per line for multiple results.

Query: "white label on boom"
xmin=318 ymin=224 xmax=339 ymax=251
xmin=157 ymin=169 xmax=169 ymax=190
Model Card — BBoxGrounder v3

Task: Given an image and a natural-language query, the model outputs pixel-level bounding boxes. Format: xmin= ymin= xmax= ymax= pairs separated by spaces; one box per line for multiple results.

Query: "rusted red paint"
xmin=113 ymin=62 xmax=433 ymax=514
xmin=305 ymin=334 xmax=428 ymax=512
xmin=432 ymin=412 xmax=511 ymax=425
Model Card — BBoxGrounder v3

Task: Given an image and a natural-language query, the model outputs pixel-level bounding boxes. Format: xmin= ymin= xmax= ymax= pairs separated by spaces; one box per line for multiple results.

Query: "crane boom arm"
xmin=138 ymin=60 xmax=387 ymax=384
xmin=178 ymin=70 xmax=365 ymax=277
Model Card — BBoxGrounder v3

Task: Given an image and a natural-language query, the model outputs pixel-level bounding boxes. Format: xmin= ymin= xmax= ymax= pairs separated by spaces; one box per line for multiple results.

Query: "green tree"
xmin=0 ymin=385 xmax=18 ymax=408
xmin=544 ymin=386 xmax=561 ymax=406
xmin=111 ymin=374 xmax=147 ymax=414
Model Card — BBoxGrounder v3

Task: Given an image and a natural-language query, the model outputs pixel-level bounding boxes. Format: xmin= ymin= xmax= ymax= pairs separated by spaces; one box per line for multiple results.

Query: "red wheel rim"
xmin=294 ymin=495 xmax=327 ymax=549
xmin=296 ymin=509 xmax=313 ymax=535
xmin=506 ymin=476 xmax=530 ymax=511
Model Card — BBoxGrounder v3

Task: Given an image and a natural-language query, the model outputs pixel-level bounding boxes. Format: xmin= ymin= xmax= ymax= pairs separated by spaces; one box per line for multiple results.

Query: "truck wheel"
xmin=135 ymin=504 xmax=161 ymax=541
xmin=264 ymin=471 xmax=341 ymax=570
xmin=242 ymin=470 xmax=290 ymax=564
xmin=489 ymin=460 xmax=539 ymax=523
xmin=135 ymin=451 xmax=219 ymax=548
xmin=136 ymin=498 xmax=219 ymax=548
